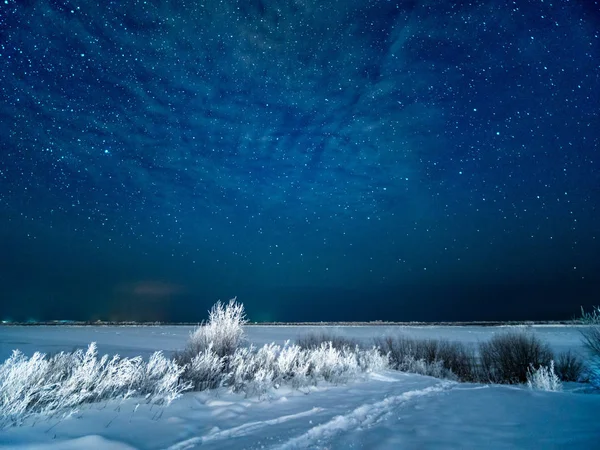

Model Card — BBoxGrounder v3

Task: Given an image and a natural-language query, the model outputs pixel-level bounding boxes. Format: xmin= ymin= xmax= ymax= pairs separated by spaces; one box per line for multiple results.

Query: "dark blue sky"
xmin=1 ymin=0 xmax=599 ymax=322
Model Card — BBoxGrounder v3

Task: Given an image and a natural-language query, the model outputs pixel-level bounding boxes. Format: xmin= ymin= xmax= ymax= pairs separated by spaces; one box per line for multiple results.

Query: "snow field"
xmin=1 ymin=370 xmax=599 ymax=449
xmin=0 ymin=300 xmax=598 ymax=449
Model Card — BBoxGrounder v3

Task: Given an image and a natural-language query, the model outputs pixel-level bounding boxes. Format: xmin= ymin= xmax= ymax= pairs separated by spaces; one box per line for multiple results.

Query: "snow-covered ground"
xmin=0 ymin=325 xmax=598 ymax=449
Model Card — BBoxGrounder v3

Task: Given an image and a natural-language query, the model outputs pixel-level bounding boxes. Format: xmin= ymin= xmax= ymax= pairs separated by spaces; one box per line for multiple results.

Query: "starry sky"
xmin=1 ymin=0 xmax=599 ymax=323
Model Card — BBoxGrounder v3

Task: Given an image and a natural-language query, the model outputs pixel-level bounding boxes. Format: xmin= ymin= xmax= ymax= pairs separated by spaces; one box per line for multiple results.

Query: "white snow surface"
xmin=0 ymin=325 xmax=598 ymax=449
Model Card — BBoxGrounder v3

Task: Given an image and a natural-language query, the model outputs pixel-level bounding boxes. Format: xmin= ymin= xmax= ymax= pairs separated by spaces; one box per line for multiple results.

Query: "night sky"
xmin=1 ymin=0 xmax=599 ymax=323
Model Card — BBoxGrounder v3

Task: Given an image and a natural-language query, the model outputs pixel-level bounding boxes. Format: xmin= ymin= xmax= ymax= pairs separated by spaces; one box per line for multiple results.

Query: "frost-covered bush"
xmin=174 ymin=297 xmax=247 ymax=370
xmin=527 ymin=360 xmax=562 ymax=392
xmin=276 ymin=341 xmax=311 ymax=387
xmin=356 ymin=346 xmax=389 ymax=373
xmin=374 ymin=336 xmax=476 ymax=381
xmin=0 ymin=343 xmax=188 ymax=428
xmin=580 ymin=306 xmax=600 ymax=389
xmin=227 ymin=344 xmax=278 ymax=396
xmin=307 ymin=342 xmax=360 ymax=383
xmin=580 ymin=306 xmax=600 ymax=356
xmin=479 ymin=332 xmax=554 ymax=384
xmin=184 ymin=344 xmax=224 ymax=391
xmin=187 ymin=298 xmax=248 ymax=359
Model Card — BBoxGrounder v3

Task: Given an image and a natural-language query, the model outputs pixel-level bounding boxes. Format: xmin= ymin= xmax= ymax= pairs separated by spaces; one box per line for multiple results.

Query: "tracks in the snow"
xmin=167 ymin=407 xmax=324 ymax=450
xmin=167 ymin=380 xmax=456 ymax=450
xmin=271 ymin=381 xmax=456 ymax=449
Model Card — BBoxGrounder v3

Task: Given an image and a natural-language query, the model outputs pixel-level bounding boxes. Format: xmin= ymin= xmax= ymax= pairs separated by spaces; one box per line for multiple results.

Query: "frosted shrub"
xmin=0 ymin=351 xmax=49 ymax=421
xmin=187 ymin=298 xmax=247 ymax=359
xmin=527 ymin=361 xmax=562 ymax=392
xmin=277 ymin=343 xmax=311 ymax=387
xmin=185 ymin=344 xmax=224 ymax=390
xmin=276 ymin=342 xmax=303 ymax=376
xmin=398 ymin=356 xmax=452 ymax=379
xmin=143 ymin=351 xmax=190 ymax=405
xmin=227 ymin=346 xmax=256 ymax=392
xmin=228 ymin=343 xmax=297 ymax=396
xmin=0 ymin=344 xmax=188 ymax=427
xmin=254 ymin=342 xmax=281 ymax=370
xmin=580 ymin=306 xmax=600 ymax=389
xmin=580 ymin=306 xmax=600 ymax=356
xmin=356 ymin=346 xmax=389 ymax=373
xmin=399 ymin=356 xmax=427 ymax=376
xmin=247 ymin=367 xmax=275 ymax=398
xmin=308 ymin=343 xmax=359 ymax=383
xmin=227 ymin=344 xmax=278 ymax=395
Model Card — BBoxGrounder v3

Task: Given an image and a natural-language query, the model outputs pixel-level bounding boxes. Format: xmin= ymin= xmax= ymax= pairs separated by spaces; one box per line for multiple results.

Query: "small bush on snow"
xmin=580 ymin=306 xmax=600 ymax=389
xmin=176 ymin=297 xmax=247 ymax=364
xmin=555 ymin=350 xmax=584 ymax=382
xmin=527 ymin=360 xmax=562 ymax=392
xmin=479 ymin=331 xmax=554 ymax=384
xmin=276 ymin=341 xmax=311 ymax=386
xmin=307 ymin=342 xmax=359 ymax=383
xmin=580 ymin=306 xmax=600 ymax=359
xmin=0 ymin=343 xmax=188 ymax=428
xmin=356 ymin=345 xmax=389 ymax=373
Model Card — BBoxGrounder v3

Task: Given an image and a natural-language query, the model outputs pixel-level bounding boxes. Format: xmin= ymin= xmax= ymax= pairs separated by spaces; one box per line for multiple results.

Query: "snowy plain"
xmin=0 ymin=325 xmax=598 ymax=449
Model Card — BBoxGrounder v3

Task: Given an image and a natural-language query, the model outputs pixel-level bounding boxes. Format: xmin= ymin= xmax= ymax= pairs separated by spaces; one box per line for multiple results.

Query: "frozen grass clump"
xmin=0 ymin=343 xmax=188 ymax=428
xmin=527 ymin=360 xmax=562 ymax=392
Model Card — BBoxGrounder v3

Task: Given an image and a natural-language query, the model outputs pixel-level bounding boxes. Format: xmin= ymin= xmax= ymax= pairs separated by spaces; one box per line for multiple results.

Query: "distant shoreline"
xmin=0 ymin=320 xmax=581 ymax=327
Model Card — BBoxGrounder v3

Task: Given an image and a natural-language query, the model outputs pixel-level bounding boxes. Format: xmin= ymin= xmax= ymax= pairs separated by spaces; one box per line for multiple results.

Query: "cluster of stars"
xmin=0 ymin=0 xmax=597 ymax=319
